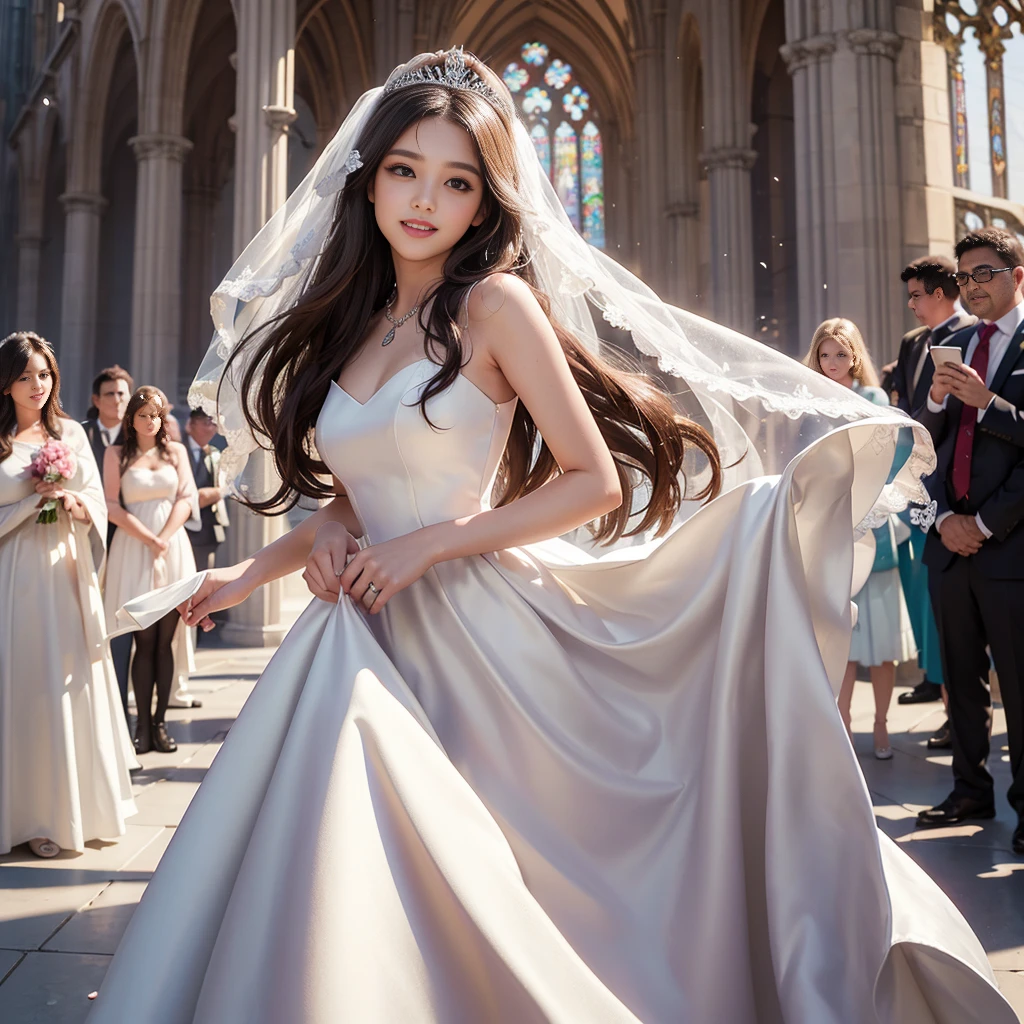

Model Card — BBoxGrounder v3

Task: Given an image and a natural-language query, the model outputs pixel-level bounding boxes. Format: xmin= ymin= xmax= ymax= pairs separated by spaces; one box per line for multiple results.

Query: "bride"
xmin=89 ymin=49 xmax=1014 ymax=1023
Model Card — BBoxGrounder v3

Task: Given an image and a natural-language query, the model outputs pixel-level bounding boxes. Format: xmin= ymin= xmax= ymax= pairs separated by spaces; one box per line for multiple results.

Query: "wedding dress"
xmin=0 ymin=419 xmax=137 ymax=853
xmin=88 ymin=362 xmax=1014 ymax=1023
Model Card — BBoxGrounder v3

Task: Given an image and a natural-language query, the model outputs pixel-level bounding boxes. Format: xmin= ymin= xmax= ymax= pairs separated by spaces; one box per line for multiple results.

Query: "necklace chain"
xmin=381 ymin=292 xmax=421 ymax=347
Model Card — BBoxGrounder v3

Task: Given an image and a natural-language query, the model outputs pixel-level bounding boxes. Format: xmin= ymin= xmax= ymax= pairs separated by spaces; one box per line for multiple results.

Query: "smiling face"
xmin=816 ymin=336 xmax=855 ymax=386
xmin=958 ymin=245 xmax=1024 ymax=322
xmin=368 ymin=117 xmax=488 ymax=265
xmin=4 ymin=351 xmax=54 ymax=416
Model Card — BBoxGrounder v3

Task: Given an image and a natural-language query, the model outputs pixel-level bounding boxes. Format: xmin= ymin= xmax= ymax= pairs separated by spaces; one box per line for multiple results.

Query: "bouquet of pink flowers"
xmin=29 ymin=439 xmax=77 ymax=524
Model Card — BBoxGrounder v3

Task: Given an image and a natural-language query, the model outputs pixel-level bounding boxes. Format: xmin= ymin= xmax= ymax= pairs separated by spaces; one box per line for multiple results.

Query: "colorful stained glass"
xmin=563 ymin=85 xmax=590 ymax=121
xmin=554 ymin=122 xmax=580 ymax=229
xmin=531 ymin=123 xmax=551 ymax=175
xmin=544 ymin=59 xmax=573 ymax=89
xmin=503 ymin=62 xmax=529 ymax=93
xmin=521 ymin=42 xmax=549 ymax=66
xmin=510 ymin=39 xmax=604 ymax=246
xmin=580 ymin=121 xmax=605 ymax=248
xmin=523 ymin=86 xmax=552 ymax=114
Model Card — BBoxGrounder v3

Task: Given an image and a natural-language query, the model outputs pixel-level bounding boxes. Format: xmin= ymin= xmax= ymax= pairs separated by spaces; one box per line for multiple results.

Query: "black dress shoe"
xmin=898 ymin=680 xmax=943 ymax=705
xmin=151 ymin=723 xmax=178 ymax=754
xmin=1013 ymin=819 xmax=1024 ymax=856
xmin=926 ymin=720 xmax=952 ymax=750
xmin=134 ymin=724 xmax=152 ymax=755
xmin=916 ymin=794 xmax=996 ymax=829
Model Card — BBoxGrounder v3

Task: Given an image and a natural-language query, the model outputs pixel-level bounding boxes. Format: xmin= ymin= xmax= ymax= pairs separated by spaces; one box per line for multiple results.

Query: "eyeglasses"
xmin=954 ymin=266 xmax=1015 ymax=287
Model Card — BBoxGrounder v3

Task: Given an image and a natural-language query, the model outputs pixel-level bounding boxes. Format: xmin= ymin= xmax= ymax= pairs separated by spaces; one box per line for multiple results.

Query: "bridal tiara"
xmin=382 ymin=47 xmax=504 ymax=109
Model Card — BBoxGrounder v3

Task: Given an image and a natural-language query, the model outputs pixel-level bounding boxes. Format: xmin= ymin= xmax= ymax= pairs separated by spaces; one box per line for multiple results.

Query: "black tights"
xmin=132 ymin=610 xmax=178 ymax=733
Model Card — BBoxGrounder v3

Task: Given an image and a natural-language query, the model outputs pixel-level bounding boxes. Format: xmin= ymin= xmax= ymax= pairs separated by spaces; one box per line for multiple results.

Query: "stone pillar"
xmin=373 ymin=0 xmax=416 ymax=84
xmin=182 ymin=185 xmax=219 ymax=392
xmin=782 ymin=2 xmax=905 ymax=360
xmin=128 ymin=133 xmax=193 ymax=400
xmin=894 ymin=3 xmax=955 ymax=289
xmin=222 ymin=0 xmax=297 ymax=647
xmin=700 ymin=0 xmax=757 ymax=334
xmin=58 ymin=191 xmax=107 ymax=416
xmin=780 ymin=33 xmax=839 ymax=346
xmin=15 ymin=232 xmax=43 ymax=328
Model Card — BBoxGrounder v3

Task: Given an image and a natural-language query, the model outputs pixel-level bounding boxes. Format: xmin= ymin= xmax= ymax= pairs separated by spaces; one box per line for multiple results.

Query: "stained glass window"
xmin=503 ymin=41 xmax=606 ymax=247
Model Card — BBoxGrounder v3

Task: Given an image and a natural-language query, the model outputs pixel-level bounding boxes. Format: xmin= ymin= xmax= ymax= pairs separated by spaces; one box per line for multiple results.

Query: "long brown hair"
xmin=118 ymin=386 xmax=173 ymax=474
xmin=0 ymin=331 xmax=66 ymax=463
xmin=229 ymin=50 xmax=721 ymax=542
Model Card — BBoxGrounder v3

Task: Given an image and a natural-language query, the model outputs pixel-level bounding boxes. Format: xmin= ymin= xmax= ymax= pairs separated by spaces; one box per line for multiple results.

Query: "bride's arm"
xmin=335 ymin=274 xmax=622 ymax=611
xmin=182 ymin=487 xmax=361 ymax=623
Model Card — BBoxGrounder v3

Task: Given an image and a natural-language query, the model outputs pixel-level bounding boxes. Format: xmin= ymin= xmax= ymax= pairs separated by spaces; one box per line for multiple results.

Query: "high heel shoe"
xmin=134 ymin=722 xmax=152 ymax=755
xmin=873 ymin=721 xmax=892 ymax=760
xmin=151 ymin=722 xmax=177 ymax=753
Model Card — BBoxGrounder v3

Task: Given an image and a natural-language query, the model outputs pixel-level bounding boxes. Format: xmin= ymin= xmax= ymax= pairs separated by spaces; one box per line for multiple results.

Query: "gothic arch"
xmin=69 ymin=0 xmax=141 ymax=194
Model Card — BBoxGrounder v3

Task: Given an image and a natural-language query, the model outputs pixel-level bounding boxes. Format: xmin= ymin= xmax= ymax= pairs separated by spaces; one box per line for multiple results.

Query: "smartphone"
xmin=930 ymin=346 xmax=964 ymax=367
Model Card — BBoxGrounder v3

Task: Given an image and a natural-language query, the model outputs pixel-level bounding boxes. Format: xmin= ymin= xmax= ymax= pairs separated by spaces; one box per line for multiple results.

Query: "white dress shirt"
xmin=930 ymin=299 xmax=1024 ymax=537
xmin=98 ymin=421 xmax=119 ymax=447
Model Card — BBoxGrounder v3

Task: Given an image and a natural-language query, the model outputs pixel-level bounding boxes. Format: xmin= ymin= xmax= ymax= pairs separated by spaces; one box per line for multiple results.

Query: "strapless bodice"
xmin=315 ymin=359 xmax=517 ymax=544
xmin=120 ymin=461 xmax=179 ymax=507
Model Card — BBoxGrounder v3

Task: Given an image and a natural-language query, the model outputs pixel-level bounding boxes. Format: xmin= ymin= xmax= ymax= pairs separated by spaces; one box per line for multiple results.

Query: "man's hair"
xmin=954 ymin=226 xmax=1024 ymax=269
xmin=188 ymin=407 xmax=214 ymax=422
xmin=90 ymin=364 xmax=134 ymax=397
xmin=900 ymin=255 xmax=959 ymax=300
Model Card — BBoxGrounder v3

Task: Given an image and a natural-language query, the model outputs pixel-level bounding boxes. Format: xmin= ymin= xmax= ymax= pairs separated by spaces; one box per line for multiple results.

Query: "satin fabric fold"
xmin=89 ymin=368 xmax=1013 ymax=1023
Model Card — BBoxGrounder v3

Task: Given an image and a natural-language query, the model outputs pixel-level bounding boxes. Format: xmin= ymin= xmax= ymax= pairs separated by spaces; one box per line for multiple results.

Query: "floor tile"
xmin=0 ymin=951 xmax=110 ymax=1024
xmin=43 ymin=882 xmax=149 ymax=955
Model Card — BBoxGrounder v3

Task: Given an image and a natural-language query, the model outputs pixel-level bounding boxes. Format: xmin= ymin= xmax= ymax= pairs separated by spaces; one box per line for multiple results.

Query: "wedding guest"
xmin=183 ymin=409 xmax=229 ymax=572
xmin=894 ymin=258 xmax=976 ymax=742
xmin=805 ymin=318 xmax=916 ymax=759
xmin=915 ymin=228 xmax=1024 ymax=856
xmin=0 ymin=331 xmax=137 ymax=858
xmin=82 ymin=365 xmax=135 ymax=713
xmin=103 ymin=386 xmax=199 ymax=754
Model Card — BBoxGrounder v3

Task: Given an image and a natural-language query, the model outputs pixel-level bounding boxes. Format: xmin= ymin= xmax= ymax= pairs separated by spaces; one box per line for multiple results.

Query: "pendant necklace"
xmin=382 ymin=293 xmax=420 ymax=346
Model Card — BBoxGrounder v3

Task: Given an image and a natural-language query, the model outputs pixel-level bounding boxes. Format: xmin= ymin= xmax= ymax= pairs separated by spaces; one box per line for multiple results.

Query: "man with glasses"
xmin=914 ymin=227 xmax=1024 ymax=857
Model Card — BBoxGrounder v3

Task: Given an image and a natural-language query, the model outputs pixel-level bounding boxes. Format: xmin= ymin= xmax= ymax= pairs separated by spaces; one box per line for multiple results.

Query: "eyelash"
xmin=385 ymin=163 xmax=473 ymax=192
xmin=20 ymin=372 xmax=50 ymax=381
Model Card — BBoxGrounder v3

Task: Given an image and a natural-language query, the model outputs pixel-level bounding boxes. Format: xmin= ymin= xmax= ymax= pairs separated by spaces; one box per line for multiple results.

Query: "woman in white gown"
xmin=0 ymin=332 xmax=136 ymax=857
xmin=90 ymin=51 xmax=1016 ymax=1023
xmin=103 ymin=387 xmax=197 ymax=754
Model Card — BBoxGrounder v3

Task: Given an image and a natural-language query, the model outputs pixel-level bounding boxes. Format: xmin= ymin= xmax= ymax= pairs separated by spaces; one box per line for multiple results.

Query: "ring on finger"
xmin=366 ymin=581 xmax=380 ymax=595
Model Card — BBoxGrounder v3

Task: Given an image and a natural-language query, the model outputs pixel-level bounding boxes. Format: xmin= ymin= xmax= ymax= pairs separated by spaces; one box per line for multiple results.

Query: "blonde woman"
xmin=805 ymin=318 xmax=916 ymax=758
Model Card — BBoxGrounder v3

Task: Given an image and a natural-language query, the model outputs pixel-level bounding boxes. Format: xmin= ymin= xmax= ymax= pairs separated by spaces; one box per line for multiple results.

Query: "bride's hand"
xmin=338 ymin=529 xmax=438 ymax=614
xmin=303 ymin=521 xmax=360 ymax=603
xmin=179 ymin=563 xmax=257 ymax=627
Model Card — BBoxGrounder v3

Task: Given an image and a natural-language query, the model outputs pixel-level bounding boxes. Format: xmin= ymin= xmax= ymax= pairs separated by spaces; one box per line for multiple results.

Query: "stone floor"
xmin=1 ymin=644 xmax=1021 ymax=1021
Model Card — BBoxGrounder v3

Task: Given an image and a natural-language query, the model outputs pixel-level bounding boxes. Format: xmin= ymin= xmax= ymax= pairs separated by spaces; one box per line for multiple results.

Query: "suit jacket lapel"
xmin=989 ymin=319 xmax=1024 ymax=397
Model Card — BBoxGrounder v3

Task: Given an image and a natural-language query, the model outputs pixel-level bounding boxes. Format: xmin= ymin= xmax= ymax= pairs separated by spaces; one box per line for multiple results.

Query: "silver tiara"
xmin=383 ymin=47 xmax=503 ymax=108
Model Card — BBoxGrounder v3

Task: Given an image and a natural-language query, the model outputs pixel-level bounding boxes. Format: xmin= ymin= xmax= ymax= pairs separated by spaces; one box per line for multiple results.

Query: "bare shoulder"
xmin=58 ymin=417 xmax=86 ymax=444
xmin=466 ymin=273 xmax=540 ymax=326
xmin=167 ymin=441 xmax=189 ymax=465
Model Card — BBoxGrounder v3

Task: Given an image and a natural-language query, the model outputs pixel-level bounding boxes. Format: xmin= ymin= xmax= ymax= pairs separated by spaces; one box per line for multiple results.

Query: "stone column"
xmin=373 ymin=0 xmax=416 ymax=84
xmin=58 ymin=191 xmax=107 ymax=415
xmin=128 ymin=133 xmax=193 ymax=400
xmin=700 ymin=0 xmax=757 ymax=334
xmin=782 ymin=2 xmax=904 ymax=360
xmin=15 ymin=231 xmax=43 ymax=329
xmin=222 ymin=0 xmax=297 ymax=647
xmin=182 ymin=185 xmax=219 ymax=389
xmin=780 ymin=33 xmax=838 ymax=346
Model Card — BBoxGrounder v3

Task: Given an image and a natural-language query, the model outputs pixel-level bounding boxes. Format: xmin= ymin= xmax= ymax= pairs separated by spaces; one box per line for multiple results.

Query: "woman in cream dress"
xmin=103 ymin=386 xmax=197 ymax=755
xmin=0 ymin=331 xmax=136 ymax=858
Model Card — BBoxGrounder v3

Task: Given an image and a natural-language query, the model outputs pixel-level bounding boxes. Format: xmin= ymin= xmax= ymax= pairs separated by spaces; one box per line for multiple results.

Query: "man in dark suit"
xmin=81 ymin=366 xmax=134 ymax=714
xmin=183 ymin=409 xmax=230 ymax=573
xmin=891 ymin=257 xmax=976 ymax=710
xmin=914 ymin=228 xmax=1024 ymax=856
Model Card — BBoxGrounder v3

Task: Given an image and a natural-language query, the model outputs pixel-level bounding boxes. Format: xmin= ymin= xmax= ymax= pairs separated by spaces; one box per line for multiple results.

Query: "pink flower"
xmin=29 ymin=439 xmax=78 ymax=525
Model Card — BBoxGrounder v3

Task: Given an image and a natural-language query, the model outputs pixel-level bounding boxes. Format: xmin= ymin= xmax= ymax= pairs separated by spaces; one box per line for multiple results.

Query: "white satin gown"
xmin=0 ymin=420 xmax=137 ymax=853
xmin=89 ymin=362 xmax=1015 ymax=1023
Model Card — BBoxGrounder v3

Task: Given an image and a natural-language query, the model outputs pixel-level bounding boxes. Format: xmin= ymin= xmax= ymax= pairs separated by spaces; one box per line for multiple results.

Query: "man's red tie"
xmin=951 ymin=322 xmax=997 ymax=501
